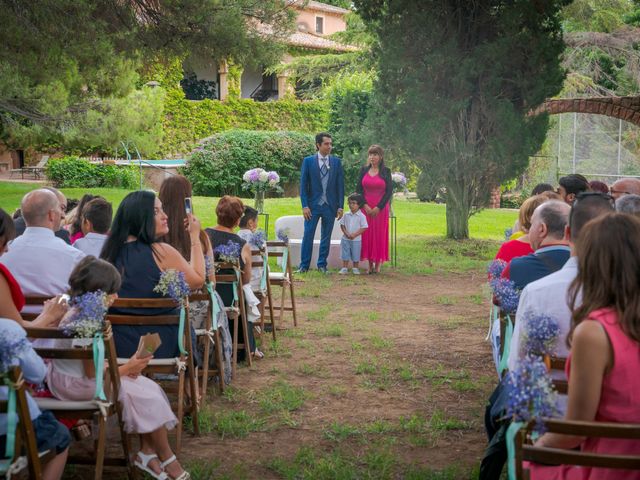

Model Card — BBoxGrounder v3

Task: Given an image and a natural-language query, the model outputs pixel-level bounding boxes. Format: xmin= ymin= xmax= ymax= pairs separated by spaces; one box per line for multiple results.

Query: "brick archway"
xmin=532 ymin=96 xmax=640 ymax=126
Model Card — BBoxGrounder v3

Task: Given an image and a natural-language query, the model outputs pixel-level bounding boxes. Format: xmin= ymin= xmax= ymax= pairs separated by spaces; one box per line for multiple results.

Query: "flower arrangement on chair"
xmin=242 ymin=168 xmax=282 ymax=213
xmin=154 ymin=270 xmax=192 ymax=356
xmin=213 ymin=240 xmax=242 ymax=265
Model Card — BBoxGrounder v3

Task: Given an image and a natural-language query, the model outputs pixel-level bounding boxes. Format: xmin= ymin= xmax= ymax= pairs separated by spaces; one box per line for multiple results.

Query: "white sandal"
xmin=135 ymin=451 xmax=168 ymax=479
xmin=160 ymin=455 xmax=191 ymax=480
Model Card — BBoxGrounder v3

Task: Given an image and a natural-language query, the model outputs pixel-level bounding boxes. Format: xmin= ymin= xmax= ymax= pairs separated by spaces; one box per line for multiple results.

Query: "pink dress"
xmin=360 ymin=173 xmax=390 ymax=263
xmin=530 ymin=307 xmax=640 ymax=480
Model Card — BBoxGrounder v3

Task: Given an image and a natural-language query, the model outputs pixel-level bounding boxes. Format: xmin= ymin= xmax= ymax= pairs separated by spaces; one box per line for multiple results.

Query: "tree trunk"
xmin=445 ymin=182 xmax=470 ymax=240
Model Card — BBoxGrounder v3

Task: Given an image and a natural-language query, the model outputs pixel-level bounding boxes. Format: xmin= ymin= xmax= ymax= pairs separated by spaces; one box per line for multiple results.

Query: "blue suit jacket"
xmin=299 ymin=153 xmax=345 ymax=215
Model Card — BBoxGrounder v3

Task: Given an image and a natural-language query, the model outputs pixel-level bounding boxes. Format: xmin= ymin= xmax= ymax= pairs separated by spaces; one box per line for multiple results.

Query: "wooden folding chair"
xmin=251 ymin=248 xmax=276 ymax=342
xmin=265 ymin=241 xmax=298 ymax=329
xmin=515 ymin=418 xmax=640 ymax=479
xmin=546 ymin=356 xmax=568 ymax=395
xmin=189 ymin=287 xmax=226 ymax=398
xmin=20 ymin=295 xmax=52 ymax=321
xmin=214 ymin=261 xmax=251 ymax=377
xmin=0 ymin=366 xmax=54 ymax=479
xmin=107 ymin=298 xmax=199 ymax=454
xmin=26 ymin=322 xmax=134 ymax=480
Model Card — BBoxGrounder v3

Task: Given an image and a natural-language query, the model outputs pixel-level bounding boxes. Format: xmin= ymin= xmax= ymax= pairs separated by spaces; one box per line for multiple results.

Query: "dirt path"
xmin=179 ymin=269 xmax=495 ymax=479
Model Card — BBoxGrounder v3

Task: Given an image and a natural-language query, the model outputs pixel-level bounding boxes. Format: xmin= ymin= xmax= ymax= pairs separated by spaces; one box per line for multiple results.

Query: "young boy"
xmin=339 ymin=193 xmax=368 ymax=274
xmin=73 ymin=198 xmax=112 ymax=257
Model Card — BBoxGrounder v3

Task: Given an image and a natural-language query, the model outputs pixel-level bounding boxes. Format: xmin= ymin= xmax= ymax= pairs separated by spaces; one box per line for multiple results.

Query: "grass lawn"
xmin=0 ymin=181 xmax=516 ymax=240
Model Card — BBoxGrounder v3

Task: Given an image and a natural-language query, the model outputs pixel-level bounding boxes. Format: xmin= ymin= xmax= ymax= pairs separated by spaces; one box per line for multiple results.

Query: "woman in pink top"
xmin=528 ymin=213 xmax=640 ymax=480
xmin=355 ymin=145 xmax=392 ymax=274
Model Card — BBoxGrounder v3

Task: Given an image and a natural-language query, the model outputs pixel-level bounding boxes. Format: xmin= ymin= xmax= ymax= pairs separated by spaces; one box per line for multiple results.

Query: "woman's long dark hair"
xmin=100 ymin=190 xmax=157 ymax=264
xmin=158 ymin=175 xmax=192 ymax=260
xmin=568 ymin=212 xmax=640 ymax=346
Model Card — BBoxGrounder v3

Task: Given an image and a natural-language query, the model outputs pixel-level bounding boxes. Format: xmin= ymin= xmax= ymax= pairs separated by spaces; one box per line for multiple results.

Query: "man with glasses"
xmin=609 ymin=177 xmax=640 ymax=201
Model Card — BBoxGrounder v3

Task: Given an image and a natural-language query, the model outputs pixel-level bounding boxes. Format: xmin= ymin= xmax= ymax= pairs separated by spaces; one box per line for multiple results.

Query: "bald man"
xmin=13 ymin=186 xmax=71 ymax=244
xmin=610 ymin=177 xmax=640 ymax=201
xmin=1 ymin=189 xmax=85 ymax=312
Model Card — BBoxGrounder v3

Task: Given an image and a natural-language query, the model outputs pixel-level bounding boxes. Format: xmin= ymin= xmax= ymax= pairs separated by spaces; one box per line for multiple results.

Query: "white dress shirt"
xmin=508 ymin=256 xmax=578 ymax=371
xmin=1 ymin=227 xmax=86 ymax=311
xmin=73 ymin=232 xmax=108 ymax=258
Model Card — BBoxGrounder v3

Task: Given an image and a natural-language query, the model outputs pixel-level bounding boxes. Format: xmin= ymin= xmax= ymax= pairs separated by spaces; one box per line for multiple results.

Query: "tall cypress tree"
xmin=356 ymin=0 xmax=569 ymax=239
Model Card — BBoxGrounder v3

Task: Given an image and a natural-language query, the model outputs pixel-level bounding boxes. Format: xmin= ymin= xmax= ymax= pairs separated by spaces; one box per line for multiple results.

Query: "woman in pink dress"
xmin=527 ymin=213 xmax=640 ymax=480
xmin=356 ymin=145 xmax=392 ymax=274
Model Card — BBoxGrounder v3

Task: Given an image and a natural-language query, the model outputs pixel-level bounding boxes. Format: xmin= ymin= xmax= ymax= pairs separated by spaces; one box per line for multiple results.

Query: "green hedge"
xmin=145 ymin=60 xmax=330 ymax=155
xmin=46 ymin=157 xmax=138 ymax=189
xmin=181 ymin=130 xmax=314 ymax=196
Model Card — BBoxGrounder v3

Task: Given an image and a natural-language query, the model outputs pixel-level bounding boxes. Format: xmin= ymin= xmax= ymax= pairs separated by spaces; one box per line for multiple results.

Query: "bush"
xmin=46 ymin=156 xmax=138 ymax=189
xmin=182 ymin=130 xmax=315 ymax=197
xmin=416 ymin=170 xmax=444 ymax=202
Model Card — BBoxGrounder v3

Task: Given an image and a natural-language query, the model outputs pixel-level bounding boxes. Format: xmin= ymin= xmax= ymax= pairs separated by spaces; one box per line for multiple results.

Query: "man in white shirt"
xmin=507 ymin=192 xmax=615 ymax=375
xmin=73 ymin=197 xmax=112 ymax=257
xmin=1 ymin=189 xmax=86 ymax=311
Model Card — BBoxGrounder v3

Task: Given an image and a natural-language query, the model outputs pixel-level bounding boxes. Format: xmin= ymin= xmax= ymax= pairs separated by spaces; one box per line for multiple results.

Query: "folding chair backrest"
xmin=0 ymin=366 xmax=43 ymax=479
xmin=266 ymin=241 xmax=290 ymax=273
xmin=548 ymin=356 xmax=568 ymax=394
xmin=20 ymin=296 xmax=52 ymax=321
xmin=517 ymin=419 xmax=640 ymax=478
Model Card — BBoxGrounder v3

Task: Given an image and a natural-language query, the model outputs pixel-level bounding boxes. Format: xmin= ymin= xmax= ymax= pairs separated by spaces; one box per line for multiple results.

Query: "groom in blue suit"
xmin=298 ymin=132 xmax=345 ymax=273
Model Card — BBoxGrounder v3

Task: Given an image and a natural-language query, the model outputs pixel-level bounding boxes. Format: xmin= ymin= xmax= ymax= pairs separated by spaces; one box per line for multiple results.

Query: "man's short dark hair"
xmin=347 ymin=193 xmax=365 ymax=208
xmin=82 ymin=198 xmax=113 ymax=234
xmin=559 ymin=174 xmax=590 ymax=196
xmin=315 ymin=132 xmax=331 ymax=147
xmin=239 ymin=206 xmax=259 ymax=228
xmin=570 ymin=192 xmax=615 ymax=241
xmin=531 ymin=183 xmax=554 ymax=196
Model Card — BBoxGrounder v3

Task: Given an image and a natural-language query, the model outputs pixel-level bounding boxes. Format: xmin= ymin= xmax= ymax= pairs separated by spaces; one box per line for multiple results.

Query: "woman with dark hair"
xmin=0 ymin=207 xmax=67 ymax=327
xmin=528 ymin=213 xmax=640 ymax=480
xmin=101 ymin=190 xmax=205 ymax=359
xmin=356 ymin=145 xmax=392 ymax=274
xmin=205 ymin=196 xmax=262 ymax=359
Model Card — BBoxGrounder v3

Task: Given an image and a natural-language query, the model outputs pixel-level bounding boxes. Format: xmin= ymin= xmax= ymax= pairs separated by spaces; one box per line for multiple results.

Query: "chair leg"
xmin=187 ymin=370 xmax=200 ymax=436
xmin=279 ymin=282 xmax=287 ymax=328
xmin=241 ymin=313 xmax=253 ymax=367
xmin=175 ymin=368 xmax=185 ymax=454
xmin=94 ymin=414 xmax=107 ymax=480
xmin=265 ymin=280 xmax=277 ymax=341
xmin=214 ymin=329 xmax=225 ymax=394
xmin=288 ymin=278 xmax=298 ymax=327
xmin=201 ymin=334 xmax=211 ymax=404
xmin=232 ymin=315 xmax=238 ymax=379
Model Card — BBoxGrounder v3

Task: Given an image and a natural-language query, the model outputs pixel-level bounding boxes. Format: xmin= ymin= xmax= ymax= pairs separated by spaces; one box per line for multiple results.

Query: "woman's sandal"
xmin=135 ymin=451 xmax=168 ymax=479
xmin=71 ymin=421 xmax=91 ymax=440
xmin=160 ymin=455 xmax=191 ymax=480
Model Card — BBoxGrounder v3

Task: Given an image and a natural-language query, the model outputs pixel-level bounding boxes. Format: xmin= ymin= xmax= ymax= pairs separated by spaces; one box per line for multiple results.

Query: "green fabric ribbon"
xmin=281 ymin=247 xmax=288 ymax=273
xmin=499 ymin=314 xmax=514 ymax=375
xmin=260 ymin=252 xmax=268 ymax=291
xmin=205 ymin=282 xmax=220 ymax=330
xmin=92 ymin=332 xmax=106 ymax=401
xmin=506 ymin=420 xmax=525 ymax=480
xmin=178 ymin=305 xmax=187 ymax=356
xmin=4 ymin=383 xmax=17 ymax=459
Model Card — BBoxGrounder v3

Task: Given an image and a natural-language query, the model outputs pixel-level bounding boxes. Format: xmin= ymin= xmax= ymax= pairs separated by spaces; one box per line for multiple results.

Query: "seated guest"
xmin=47 ymin=257 xmax=189 ymax=480
xmin=1 ymin=189 xmax=85 ymax=313
xmin=528 ymin=213 xmax=640 ymax=480
xmin=588 ymin=180 xmax=609 ymax=194
xmin=495 ymin=195 xmax=547 ymax=264
xmin=13 ymin=187 xmax=71 ymax=244
xmin=0 ymin=317 xmax=70 ymax=480
xmin=205 ymin=196 xmax=262 ymax=359
xmin=101 ymin=190 xmax=205 ymax=359
xmin=501 ymin=201 xmax=571 ymax=291
xmin=610 ymin=177 xmax=640 ymax=200
xmin=0 ymin=208 xmax=67 ymax=327
xmin=508 ymin=193 xmax=614 ymax=392
xmin=531 ymin=183 xmax=555 ymax=196
xmin=67 ymin=194 xmax=98 ymax=244
xmin=158 ymin=175 xmax=215 ymax=330
xmin=557 ymin=174 xmax=589 ymax=205
xmin=615 ymin=193 xmax=640 ymax=216
xmin=73 ymin=198 xmax=112 ymax=257
xmin=237 ymin=206 xmax=264 ymax=292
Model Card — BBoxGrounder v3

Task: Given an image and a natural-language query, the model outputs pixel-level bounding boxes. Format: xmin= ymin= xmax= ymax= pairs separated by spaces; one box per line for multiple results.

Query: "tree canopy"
xmin=356 ymin=0 xmax=569 ymax=239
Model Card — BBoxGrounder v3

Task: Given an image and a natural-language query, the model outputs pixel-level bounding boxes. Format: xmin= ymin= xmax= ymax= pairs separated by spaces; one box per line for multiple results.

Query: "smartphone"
xmin=184 ymin=197 xmax=193 ymax=215
xmin=58 ymin=294 xmax=70 ymax=304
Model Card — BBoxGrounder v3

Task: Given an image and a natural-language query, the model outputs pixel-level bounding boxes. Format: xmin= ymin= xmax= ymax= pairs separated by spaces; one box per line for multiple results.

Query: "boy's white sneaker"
xmin=339 ymin=267 xmax=349 ymax=275
xmin=352 ymin=268 xmax=361 ymax=275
